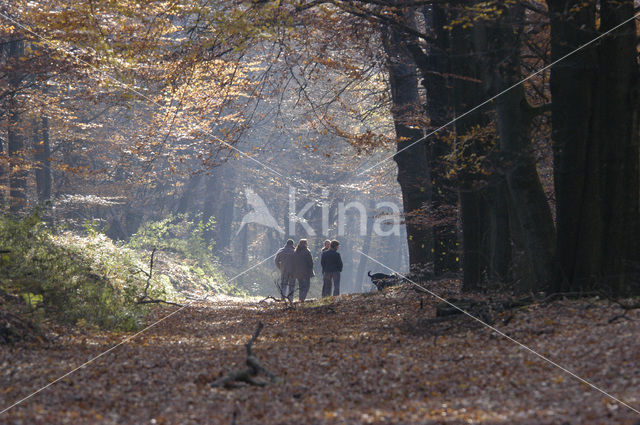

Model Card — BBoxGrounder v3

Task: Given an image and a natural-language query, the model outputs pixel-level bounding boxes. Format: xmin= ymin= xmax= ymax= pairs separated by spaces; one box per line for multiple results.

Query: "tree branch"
xmin=211 ymin=322 xmax=280 ymax=388
xmin=136 ymin=248 xmax=184 ymax=308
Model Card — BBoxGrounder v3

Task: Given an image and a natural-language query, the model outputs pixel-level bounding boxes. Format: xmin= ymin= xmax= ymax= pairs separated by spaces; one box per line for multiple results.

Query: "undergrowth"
xmin=0 ymin=213 xmax=235 ymax=336
xmin=0 ymin=214 xmax=151 ymax=331
xmin=125 ymin=214 xmax=228 ymax=294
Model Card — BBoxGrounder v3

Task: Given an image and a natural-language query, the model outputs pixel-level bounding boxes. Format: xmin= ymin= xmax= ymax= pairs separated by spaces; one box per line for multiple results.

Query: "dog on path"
xmin=367 ymin=271 xmax=400 ymax=291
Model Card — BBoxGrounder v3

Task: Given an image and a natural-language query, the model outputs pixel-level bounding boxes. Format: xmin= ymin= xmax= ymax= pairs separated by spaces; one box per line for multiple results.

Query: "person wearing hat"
xmin=320 ymin=240 xmax=343 ymax=297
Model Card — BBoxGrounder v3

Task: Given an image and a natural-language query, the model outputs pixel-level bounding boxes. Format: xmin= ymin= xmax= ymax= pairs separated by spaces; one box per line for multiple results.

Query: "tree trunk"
xmin=548 ymin=0 xmax=639 ymax=295
xmin=597 ymin=0 xmax=640 ymax=295
xmin=422 ymin=5 xmax=459 ymax=276
xmin=34 ymin=115 xmax=52 ymax=204
xmin=450 ymin=16 xmax=492 ymax=291
xmin=547 ymin=0 xmax=600 ymax=292
xmin=486 ymin=177 xmax=512 ymax=282
xmin=479 ymin=3 xmax=557 ymax=291
xmin=175 ymin=174 xmax=203 ymax=215
xmin=202 ymin=172 xmax=220 ymax=243
xmin=7 ymin=39 xmax=27 ymax=215
xmin=355 ymin=199 xmax=375 ymax=292
xmin=0 ymin=135 xmax=5 ymax=208
xmin=497 ymin=87 xmax=556 ymax=290
xmin=383 ymin=21 xmax=433 ymax=271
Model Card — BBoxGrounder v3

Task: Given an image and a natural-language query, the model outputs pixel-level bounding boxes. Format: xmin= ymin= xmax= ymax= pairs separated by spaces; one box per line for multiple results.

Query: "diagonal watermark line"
xmin=357 ymin=12 xmax=640 ymax=177
xmin=0 ymin=251 xmax=279 ymax=416
xmin=357 ymin=250 xmax=640 ymax=416
xmin=0 ymin=10 xmax=286 ymax=181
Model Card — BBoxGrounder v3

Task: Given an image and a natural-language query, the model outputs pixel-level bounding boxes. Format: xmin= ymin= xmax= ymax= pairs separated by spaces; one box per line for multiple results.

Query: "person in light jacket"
xmin=321 ymin=240 xmax=342 ymax=297
xmin=292 ymin=239 xmax=314 ymax=302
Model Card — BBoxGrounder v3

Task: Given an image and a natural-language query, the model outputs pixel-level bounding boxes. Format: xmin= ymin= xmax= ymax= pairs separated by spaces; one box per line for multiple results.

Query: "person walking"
xmin=275 ymin=239 xmax=295 ymax=300
xmin=321 ymin=239 xmax=331 ymax=252
xmin=292 ymin=239 xmax=314 ymax=302
xmin=321 ymin=240 xmax=342 ymax=297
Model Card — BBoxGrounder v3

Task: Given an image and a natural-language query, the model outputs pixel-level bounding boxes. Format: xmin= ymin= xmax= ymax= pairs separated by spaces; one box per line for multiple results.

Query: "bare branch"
xmin=136 ymin=248 xmax=184 ymax=308
xmin=211 ymin=321 xmax=280 ymax=388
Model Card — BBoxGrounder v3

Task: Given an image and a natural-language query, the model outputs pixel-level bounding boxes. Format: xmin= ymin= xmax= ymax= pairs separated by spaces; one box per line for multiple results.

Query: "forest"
xmin=1 ymin=1 xmax=639 ymax=424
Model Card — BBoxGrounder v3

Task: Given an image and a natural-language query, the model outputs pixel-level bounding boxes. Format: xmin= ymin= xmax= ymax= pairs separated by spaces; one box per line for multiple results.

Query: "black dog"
xmin=368 ymin=271 xmax=400 ymax=291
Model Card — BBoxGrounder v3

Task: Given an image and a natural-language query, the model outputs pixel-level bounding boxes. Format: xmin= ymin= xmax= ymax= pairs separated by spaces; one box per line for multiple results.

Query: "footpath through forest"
xmin=1 ymin=286 xmax=639 ymax=425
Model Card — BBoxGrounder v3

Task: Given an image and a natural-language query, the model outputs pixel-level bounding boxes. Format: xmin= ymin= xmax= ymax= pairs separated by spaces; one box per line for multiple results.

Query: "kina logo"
xmin=236 ymin=187 xmax=285 ymax=236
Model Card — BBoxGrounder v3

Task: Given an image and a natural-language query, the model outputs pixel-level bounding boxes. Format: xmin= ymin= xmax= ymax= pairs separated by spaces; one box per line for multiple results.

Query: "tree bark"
xmin=0 ymin=135 xmax=5 ymax=208
xmin=547 ymin=0 xmax=600 ymax=292
xmin=450 ymin=14 xmax=493 ymax=291
xmin=598 ymin=0 xmax=640 ymax=295
xmin=7 ymin=39 xmax=27 ymax=215
xmin=175 ymin=174 xmax=203 ymax=215
xmin=355 ymin=199 xmax=375 ymax=292
xmin=34 ymin=115 xmax=52 ymax=204
xmin=422 ymin=5 xmax=459 ymax=276
xmin=548 ymin=0 xmax=639 ymax=295
xmin=478 ymin=3 xmax=557 ymax=291
xmin=486 ymin=176 xmax=512 ymax=282
xmin=383 ymin=21 xmax=434 ymax=271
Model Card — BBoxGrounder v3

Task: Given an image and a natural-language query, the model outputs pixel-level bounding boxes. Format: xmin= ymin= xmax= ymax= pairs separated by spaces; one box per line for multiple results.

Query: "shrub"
xmin=127 ymin=214 xmax=229 ymax=293
xmin=0 ymin=214 xmax=149 ymax=330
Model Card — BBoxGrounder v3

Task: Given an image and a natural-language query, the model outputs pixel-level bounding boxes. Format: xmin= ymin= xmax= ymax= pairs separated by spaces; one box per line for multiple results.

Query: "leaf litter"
xmin=1 ymin=288 xmax=639 ymax=424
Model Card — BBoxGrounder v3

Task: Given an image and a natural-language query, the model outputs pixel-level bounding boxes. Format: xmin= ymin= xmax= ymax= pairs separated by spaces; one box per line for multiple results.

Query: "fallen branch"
xmin=136 ymin=248 xmax=183 ymax=308
xmin=211 ymin=322 xmax=279 ymax=388
xmin=608 ymin=298 xmax=640 ymax=323
xmin=0 ymin=310 xmax=41 ymax=345
xmin=259 ymin=279 xmax=295 ymax=309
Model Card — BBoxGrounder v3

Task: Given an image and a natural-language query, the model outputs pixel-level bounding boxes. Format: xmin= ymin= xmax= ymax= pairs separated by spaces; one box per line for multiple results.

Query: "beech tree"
xmin=547 ymin=0 xmax=639 ymax=295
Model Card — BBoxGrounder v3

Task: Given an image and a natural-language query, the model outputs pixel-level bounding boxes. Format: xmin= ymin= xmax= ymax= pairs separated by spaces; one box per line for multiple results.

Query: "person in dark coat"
xmin=292 ymin=239 xmax=314 ymax=302
xmin=321 ymin=240 xmax=342 ymax=297
xmin=275 ymin=239 xmax=295 ymax=300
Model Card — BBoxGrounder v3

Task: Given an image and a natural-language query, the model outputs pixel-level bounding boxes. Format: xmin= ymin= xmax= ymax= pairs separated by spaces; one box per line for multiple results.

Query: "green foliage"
xmin=0 ymin=213 xmax=149 ymax=330
xmin=128 ymin=214 xmax=214 ymax=264
xmin=127 ymin=214 xmax=229 ymax=294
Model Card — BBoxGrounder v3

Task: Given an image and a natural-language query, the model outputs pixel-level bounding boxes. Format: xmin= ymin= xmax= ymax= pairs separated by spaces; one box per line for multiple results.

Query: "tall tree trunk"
xmin=497 ymin=86 xmax=556 ymax=290
xmin=217 ymin=192 xmax=235 ymax=263
xmin=240 ymin=222 xmax=248 ymax=266
xmin=597 ymin=0 xmax=640 ymax=295
xmin=202 ymin=172 xmax=220 ymax=243
xmin=547 ymin=0 xmax=600 ymax=292
xmin=7 ymin=39 xmax=27 ymax=215
xmin=34 ymin=115 xmax=52 ymax=204
xmin=422 ymin=5 xmax=459 ymax=276
xmin=548 ymin=0 xmax=639 ymax=294
xmin=383 ymin=22 xmax=433 ymax=272
xmin=481 ymin=3 xmax=557 ymax=290
xmin=486 ymin=176 xmax=512 ymax=282
xmin=355 ymin=199 xmax=375 ymax=292
xmin=175 ymin=174 xmax=203 ymax=215
xmin=450 ymin=15 xmax=493 ymax=291
xmin=0 ymin=135 xmax=5 ymax=208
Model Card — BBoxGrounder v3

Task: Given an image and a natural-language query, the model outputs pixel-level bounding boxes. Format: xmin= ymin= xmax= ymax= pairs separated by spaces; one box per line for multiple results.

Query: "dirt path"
xmin=1 ymin=290 xmax=639 ymax=424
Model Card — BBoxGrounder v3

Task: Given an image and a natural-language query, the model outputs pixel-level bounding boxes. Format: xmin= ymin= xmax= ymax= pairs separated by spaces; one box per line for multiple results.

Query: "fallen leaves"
xmin=1 ymin=290 xmax=639 ymax=424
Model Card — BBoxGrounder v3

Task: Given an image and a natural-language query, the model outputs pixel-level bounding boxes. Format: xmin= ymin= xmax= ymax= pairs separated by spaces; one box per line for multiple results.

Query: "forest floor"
xmin=1 ymin=285 xmax=639 ymax=425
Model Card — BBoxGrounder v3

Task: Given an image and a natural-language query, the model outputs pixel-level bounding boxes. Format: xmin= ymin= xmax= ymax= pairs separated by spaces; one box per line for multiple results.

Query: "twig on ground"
xmin=607 ymin=298 xmax=640 ymax=323
xmin=211 ymin=321 xmax=280 ymax=388
xmin=229 ymin=409 xmax=239 ymax=425
xmin=259 ymin=279 xmax=295 ymax=309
